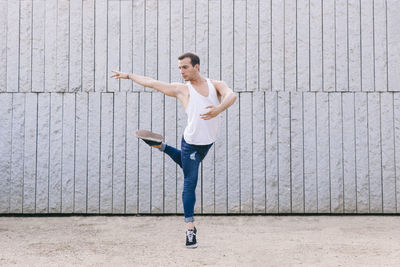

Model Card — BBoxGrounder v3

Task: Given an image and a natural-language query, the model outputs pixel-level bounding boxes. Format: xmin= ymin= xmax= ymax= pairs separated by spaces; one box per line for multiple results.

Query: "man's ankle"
xmin=153 ymin=144 xmax=162 ymax=149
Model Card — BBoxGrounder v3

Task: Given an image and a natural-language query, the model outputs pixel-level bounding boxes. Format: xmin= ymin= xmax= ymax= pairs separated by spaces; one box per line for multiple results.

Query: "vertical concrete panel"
xmin=31 ymin=0 xmax=45 ymax=93
xmin=215 ymin=109 xmax=227 ymax=213
xmin=210 ymin=0 xmax=226 ymax=214
xmin=0 ymin=0 xmax=7 ymax=92
xmin=202 ymin=146 xmax=215 ymax=214
xmin=221 ymin=0 xmax=234 ymax=88
xmin=303 ymin=93 xmax=317 ymax=212
xmin=164 ymin=98 xmax=177 ymax=214
xmin=19 ymin=0 xmax=32 ymax=93
xmin=322 ymin=0 xmax=335 ymax=92
xmin=348 ymin=0 xmax=361 ymax=92
xmin=387 ymin=1 xmax=400 ymax=91
xmin=36 ymin=94 xmax=50 ymax=213
xmin=113 ymin=92 xmax=127 ymax=213
xmin=259 ymin=0 xmax=271 ymax=91
xmin=278 ymin=92 xmax=291 ymax=212
xmin=284 ymin=0 xmax=296 ymax=92
xmin=100 ymin=93 xmax=114 ymax=213
xmin=290 ymin=92 xmax=304 ymax=213
xmin=6 ymin=0 xmax=19 ymax=92
xmin=374 ymin=0 xmax=388 ymax=92
xmin=316 ymin=93 xmax=330 ymax=212
xmin=82 ymin=0 xmax=95 ymax=92
xmin=56 ymin=0 xmax=69 ymax=92
xmin=252 ymin=91 xmax=266 ymax=213
xmin=265 ymin=92 xmax=278 ymax=213
xmin=95 ymin=0 xmax=107 ymax=92
xmin=329 ymin=93 xmax=343 ymax=212
xmin=271 ymin=0 xmax=284 ymax=91
xmin=247 ymin=0 xmax=258 ymax=91
xmin=0 ymin=94 xmax=12 ymax=212
xmin=70 ymin=0 xmax=82 ymax=92
xmin=44 ymin=0 xmax=57 ymax=92
xmin=297 ymin=0 xmax=310 ymax=92
xmin=310 ymin=0 xmax=323 ymax=92
xmin=395 ymin=94 xmax=400 ymax=212
xmin=151 ymin=93 xmax=164 ymax=213
xmin=233 ymin=0 xmax=246 ymax=91
xmin=138 ymin=92 xmax=151 ymax=213
xmin=158 ymin=0 xmax=170 ymax=84
xmin=368 ymin=93 xmax=382 ymax=212
xmin=120 ymin=0 xmax=133 ymax=93
xmin=49 ymin=93 xmax=63 ymax=213
xmin=208 ymin=0 xmax=220 ymax=81
xmin=227 ymin=96 xmax=240 ymax=213
xmin=170 ymin=0 xmax=183 ymax=83
xmin=75 ymin=93 xmax=88 ymax=213
xmin=355 ymin=92 xmax=369 ymax=212
xmin=61 ymin=93 xmax=75 ymax=213
xmin=87 ymin=92 xmax=101 ymax=213
xmin=132 ymin=0 xmax=145 ymax=92
xmin=342 ymin=93 xmax=356 ymax=213
xmin=183 ymin=0 xmax=195 ymax=52
xmin=335 ymin=0 xmax=348 ymax=92
xmin=361 ymin=0 xmax=374 ymax=92
xmin=107 ymin=0 xmax=120 ymax=93
xmin=240 ymin=93 xmax=253 ymax=213
xmin=126 ymin=92 xmax=139 ymax=213
xmin=9 ymin=94 xmax=25 ymax=213
xmin=196 ymin=0 xmax=209 ymax=77
xmin=145 ymin=0 xmax=157 ymax=92
xmin=23 ymin=94 xmax=38 ymax=213
xmin=381 ymin=93 xmax=396 ymax=213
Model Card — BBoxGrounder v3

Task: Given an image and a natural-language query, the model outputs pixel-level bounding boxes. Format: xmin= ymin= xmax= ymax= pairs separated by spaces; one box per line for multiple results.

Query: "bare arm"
xmin=110 ymin=70 xmax=182 ymax=98
xmin=200 ymin=80 xmax=237 ymax=120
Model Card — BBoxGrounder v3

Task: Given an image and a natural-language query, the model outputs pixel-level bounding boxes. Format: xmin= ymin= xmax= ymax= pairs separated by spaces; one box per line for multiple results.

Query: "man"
xmin=110 ymin=52 xmax=237 ymax=248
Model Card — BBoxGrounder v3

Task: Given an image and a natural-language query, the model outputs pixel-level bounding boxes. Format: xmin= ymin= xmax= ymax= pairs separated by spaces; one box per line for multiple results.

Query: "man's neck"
xmin=188 ymin=74 xmax=205 ymax=85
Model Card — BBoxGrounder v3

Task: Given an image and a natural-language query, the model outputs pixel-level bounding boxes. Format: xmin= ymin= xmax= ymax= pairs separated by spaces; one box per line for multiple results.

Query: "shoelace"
xmin=187 ymin=230 xmax=195 ymax=242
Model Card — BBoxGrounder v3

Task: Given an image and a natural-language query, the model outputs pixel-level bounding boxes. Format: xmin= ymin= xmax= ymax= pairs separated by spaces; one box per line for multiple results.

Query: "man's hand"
xmin=110 ymin=70 xmax=129 ymax=79
xmin=200 ymin=105 xmax=221 ymax=120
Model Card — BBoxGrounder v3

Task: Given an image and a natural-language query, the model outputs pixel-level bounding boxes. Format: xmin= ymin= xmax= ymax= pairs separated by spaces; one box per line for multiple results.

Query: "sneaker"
xmin=135 ymin=130 xmax=163 ymax=147
xmin=186 ymin=227 xmax=198 ymax=248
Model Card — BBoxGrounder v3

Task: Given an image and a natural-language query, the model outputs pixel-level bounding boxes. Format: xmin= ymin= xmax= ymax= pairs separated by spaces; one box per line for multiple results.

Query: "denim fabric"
xmin=163 ymin=136 xmax=213 ymax=222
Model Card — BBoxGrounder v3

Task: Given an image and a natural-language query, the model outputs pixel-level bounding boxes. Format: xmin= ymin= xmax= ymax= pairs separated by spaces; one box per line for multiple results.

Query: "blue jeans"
xmin=162 ymin=136 xmax=213 ymax=222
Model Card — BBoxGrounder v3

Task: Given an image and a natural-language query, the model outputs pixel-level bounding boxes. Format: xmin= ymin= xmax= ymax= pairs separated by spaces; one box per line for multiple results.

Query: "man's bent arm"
xmin=200 ymin=80 xmax=237 ymax=120
xmin=216 ymin=90 xmax=237 ymax=113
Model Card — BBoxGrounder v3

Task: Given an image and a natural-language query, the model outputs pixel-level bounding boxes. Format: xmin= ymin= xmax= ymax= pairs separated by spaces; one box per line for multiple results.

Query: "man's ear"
xmin=195 ymin=64 xmax=200 ymax=71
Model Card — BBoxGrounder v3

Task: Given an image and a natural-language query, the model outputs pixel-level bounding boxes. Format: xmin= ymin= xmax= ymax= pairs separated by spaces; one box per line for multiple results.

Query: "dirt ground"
xmin=0 ymin=215 xmax=399 ymax=267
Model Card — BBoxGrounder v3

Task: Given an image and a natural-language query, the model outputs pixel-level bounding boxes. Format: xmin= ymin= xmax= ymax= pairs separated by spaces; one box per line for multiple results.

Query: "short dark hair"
xmin=178 ymin=52 xmax=200 ymax=67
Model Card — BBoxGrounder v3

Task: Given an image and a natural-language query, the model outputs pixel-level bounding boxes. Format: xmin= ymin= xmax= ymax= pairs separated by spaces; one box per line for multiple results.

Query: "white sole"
xmin=135 ymin=130 xmax=163 ymax=142
xmin=186 ymin=243 xmax=198 ymax=249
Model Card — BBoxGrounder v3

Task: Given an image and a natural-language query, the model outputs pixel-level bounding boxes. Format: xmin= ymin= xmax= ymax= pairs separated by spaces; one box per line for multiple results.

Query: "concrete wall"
xmin=0 ymin=0 xmax=399 ymax=214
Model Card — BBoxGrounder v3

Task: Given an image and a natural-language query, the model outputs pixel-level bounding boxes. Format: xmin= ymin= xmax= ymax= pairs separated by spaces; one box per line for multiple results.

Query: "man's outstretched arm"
xmin=111 ymin=70 xmax=182 ymax=98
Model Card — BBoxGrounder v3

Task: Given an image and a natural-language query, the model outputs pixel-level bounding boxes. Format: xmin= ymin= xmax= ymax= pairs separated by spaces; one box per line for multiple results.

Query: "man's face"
xmin=178 ymin=57 xmax=198 ymax=81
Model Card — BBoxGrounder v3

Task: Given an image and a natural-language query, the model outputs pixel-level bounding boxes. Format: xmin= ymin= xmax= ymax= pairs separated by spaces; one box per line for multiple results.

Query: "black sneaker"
xmin=186 ymin=227 xmax=198 ymax=248
xmin=135 ymin=130 xmax=163 ymax=147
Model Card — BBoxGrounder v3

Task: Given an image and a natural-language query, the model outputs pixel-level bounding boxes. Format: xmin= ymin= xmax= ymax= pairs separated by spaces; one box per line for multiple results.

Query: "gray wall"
xmin=0 ymin=0 xmax=399 ymax=214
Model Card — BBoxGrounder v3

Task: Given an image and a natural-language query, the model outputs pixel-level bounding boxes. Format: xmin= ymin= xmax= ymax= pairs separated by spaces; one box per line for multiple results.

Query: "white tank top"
xmin=183 ymin=79 xmax=221 ymax=145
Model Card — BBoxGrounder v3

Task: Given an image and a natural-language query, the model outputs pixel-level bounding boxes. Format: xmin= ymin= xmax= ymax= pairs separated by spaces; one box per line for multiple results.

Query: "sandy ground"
xmin=0 ymin=215 xmax=399 ymax=267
